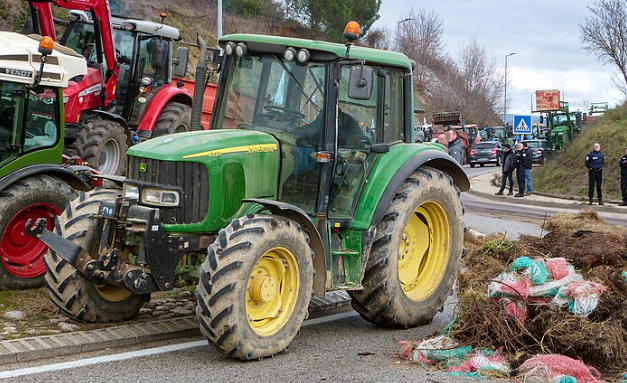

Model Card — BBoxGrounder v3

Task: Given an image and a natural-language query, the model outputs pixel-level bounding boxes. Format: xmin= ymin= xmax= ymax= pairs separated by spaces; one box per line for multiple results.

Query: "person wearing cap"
xmin=495 ymin=143 xmax=515 ymax=195
xmin=585 ymin=142 xmax=604 ymax=205
xmin=619 ymin=147 xmax=627 ymax=206
xmin=522 ymin=141 xmax=534 ymax=195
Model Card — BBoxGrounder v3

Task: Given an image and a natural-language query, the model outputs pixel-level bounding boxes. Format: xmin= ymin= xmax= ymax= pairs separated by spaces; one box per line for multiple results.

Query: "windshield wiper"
xmin=272 ymin=55 xmax=319 ymax=113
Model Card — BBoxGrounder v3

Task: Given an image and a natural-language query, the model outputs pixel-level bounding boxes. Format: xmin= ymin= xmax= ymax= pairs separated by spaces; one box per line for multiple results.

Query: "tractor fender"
xmin=136 ymin=85 xmax=193 ymax=136
xmin=0 ymin=164 xmax=90 ymax=194
xmin=90 ymin=110 xmax=133 ymax=147
xmin=371 ymin=150 xmax=470 ymax=226
xmin=243 ymin=198 xmax=327 ymax=297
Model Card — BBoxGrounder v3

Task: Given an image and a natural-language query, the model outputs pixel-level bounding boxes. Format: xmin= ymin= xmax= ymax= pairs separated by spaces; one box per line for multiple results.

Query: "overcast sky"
xmin=374 ymin=0 xmax=622 ymax=117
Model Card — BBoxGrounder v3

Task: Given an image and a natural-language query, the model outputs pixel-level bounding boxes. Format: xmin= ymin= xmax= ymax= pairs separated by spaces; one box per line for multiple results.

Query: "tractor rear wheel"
xmin=43 ymin=189 xmax=149 ymax=322
xmin=152 ymin=102 xmax=193 ymax=137
xmin=196 ymin=215 xmax=313 ymax=360
xmin=74 ymin=118 xmax=128 ymax=176
xmin=349 ymin=167 xmax=463 ymax=328
xmin=0 ymin=175 xmax=73 ymax=290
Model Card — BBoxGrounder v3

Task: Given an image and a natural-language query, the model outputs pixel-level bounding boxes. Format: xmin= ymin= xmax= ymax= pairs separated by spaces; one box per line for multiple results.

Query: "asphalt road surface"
xmin=0 ymin=164 xmax=609 ymax=382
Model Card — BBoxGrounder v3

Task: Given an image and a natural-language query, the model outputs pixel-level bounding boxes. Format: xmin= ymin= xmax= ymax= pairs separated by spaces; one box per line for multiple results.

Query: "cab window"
xmin=383 ymin=69 xmax=404 ymax=142
xmin=23 ymin=87 xmax=60 ymax=153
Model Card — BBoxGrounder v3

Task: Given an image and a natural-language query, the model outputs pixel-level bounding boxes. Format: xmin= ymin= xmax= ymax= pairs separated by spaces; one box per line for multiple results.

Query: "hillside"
xmin=534 ymin=104 xmax=627 ymax=201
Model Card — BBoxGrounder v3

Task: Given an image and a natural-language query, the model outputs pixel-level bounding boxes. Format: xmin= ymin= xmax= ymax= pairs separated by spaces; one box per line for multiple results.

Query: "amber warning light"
xmin=38 ymin=36 xmax=54 ymax=56
xmin=344 ymin=21 xmax=360 ymax=42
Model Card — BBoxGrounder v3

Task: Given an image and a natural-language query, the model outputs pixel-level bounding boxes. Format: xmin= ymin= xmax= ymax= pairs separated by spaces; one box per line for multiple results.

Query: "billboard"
xmin=535 ymin=89 xmax=561 ymax=111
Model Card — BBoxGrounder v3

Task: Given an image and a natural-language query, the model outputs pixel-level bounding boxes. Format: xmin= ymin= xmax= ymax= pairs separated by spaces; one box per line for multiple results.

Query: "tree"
xmin=396 ymin=8 xmax=444 ymax=94
xmin=285 ymin=0 xmax=381 ymax=42
xmin=580 ymin=0 xmax=627 ymax=96
xmin=363 ymin=26 xmax=390 ymax=50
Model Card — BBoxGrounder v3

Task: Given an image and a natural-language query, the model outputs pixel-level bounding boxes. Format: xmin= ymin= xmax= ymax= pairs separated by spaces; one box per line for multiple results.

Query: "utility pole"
xmin=396 ymin=18 xmax=414 ymax=52
xmin=503 ymin=52 xmax=517 ymax=125
xmin=218 ymin=0 xmax=223 ymax=39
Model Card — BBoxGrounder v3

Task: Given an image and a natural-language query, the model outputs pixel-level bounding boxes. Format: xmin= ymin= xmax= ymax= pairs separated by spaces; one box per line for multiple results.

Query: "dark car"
xmin=522 ymin=139 xmax=550 ymax=165
xmin=468 ymin=141 xmax=503 ymax=168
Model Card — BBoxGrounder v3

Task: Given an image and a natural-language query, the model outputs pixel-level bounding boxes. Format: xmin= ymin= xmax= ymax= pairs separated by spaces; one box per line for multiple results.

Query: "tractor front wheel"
xmin=74 ymin=118 xmax=128 ymax=176
xmin=196 ymin=215 xmax=313 ymax=360
xmin=349 ymin=167 xmax=463 ymax=328
xmin=43 ymin=189 xmax=149 ymax=322
xmin=152 ymin=102 xmax=193 ymax=137
xmin=0 ymin=175 xmax=73 ymax=290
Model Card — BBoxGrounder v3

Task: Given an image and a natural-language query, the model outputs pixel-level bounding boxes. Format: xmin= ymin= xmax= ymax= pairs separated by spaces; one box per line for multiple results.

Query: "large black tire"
xmin=152 ymin=102 xmax=193 ymax=137
xmin=0 ymin=175 xmax=74 ymax=290
xmin=196 ymin=215 xmax=313 ymax=360
xmin=349 ymin=167 xmax=463 ymax=328
xmin=74 ymin=118 xmax=128 ymax=176
xmin=43 ymin=189 xmax=149 ymax=322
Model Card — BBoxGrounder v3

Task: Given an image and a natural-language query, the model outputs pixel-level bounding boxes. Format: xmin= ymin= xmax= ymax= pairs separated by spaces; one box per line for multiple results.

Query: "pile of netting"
xmin=400 ymin=212 xmax=627 ymax=381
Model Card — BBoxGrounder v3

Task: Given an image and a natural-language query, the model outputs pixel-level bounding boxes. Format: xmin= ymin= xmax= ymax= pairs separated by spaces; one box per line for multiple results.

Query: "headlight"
xmin=122 ymin=184 xmax=139 ymax=200
xmin=142 ymin=187 xmax=180 ymax=207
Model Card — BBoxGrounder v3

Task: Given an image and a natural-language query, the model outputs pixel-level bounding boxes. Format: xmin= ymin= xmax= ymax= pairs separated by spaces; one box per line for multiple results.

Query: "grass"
xmin=534 ymin=103 xmax=627 ymax=201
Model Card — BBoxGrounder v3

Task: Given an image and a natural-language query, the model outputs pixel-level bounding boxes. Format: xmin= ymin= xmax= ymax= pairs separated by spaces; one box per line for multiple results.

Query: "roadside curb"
xmin=0 ymin=291 xmax=352 ymax=365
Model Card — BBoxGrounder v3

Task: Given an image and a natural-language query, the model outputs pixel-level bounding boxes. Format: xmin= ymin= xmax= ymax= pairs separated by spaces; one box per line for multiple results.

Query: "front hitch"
xmin=25 ymin=217 xmax=158 ymax=294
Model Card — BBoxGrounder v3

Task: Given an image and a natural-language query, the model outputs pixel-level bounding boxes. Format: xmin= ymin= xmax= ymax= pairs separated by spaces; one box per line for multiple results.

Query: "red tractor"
xmin=26 ymin=0 xmax=209 ymax=175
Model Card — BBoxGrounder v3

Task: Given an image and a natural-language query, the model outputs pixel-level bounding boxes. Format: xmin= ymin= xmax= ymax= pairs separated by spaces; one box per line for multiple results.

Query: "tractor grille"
xmin=127 ymin=156 xmax=209 ymax=225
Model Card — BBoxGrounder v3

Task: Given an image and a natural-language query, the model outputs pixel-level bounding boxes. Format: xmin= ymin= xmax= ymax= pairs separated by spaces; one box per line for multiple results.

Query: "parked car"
xmin=522 ymin=139 xmax=550 ymax=165
xmin=468 ymin=142 xmax=503 ymax=168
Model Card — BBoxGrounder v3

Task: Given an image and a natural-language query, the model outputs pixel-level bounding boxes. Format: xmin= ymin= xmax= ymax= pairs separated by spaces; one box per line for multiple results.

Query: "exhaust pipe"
xmin=190 ymin=35 xmax=207 ymax=131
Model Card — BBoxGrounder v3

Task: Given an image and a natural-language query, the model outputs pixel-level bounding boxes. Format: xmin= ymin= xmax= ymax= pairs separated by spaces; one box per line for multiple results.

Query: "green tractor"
xmin=542 ymin=101 xmax=582 ymax=151
xmin=0 ymin=33 xmax=93 ymax=289
xmin=28 ymin=22 xmax=469 ymax=360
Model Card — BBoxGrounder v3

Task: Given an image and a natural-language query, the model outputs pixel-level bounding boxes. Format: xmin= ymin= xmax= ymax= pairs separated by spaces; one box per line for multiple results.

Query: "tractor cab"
xmin=0 ymin=32 xmax=87 ymax=175
xmin=59 ymin=10 xmax=180 ymax=126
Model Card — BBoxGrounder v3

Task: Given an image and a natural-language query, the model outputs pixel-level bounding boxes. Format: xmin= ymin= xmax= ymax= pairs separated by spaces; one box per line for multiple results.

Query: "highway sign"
xmin=513 ymin=115 xmax=532 ymax=135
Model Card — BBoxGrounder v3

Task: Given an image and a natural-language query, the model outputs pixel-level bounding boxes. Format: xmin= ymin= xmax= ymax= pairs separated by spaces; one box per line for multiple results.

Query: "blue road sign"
xmin=513 ymin=115 xmax=532 ymax=135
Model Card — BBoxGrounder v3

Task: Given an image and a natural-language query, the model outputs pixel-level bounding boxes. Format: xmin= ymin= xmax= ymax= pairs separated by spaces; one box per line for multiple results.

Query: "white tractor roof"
xmin=69 ymin=10 xmax=181 ymax=40
xmin=0 ymin=32 xmax=87 ymax=88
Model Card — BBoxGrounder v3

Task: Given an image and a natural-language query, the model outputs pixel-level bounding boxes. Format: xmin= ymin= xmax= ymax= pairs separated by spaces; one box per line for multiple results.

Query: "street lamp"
xmin=503 ymin=52 xmax=517 ymax=125
xmin=396 ymin=18 xmax=414 ymax=52
xmin=218 ymin=0 xmax=223 ymax=39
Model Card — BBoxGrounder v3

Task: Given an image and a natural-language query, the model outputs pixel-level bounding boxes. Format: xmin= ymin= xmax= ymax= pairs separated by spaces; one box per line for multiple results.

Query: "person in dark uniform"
xmin=619 ymin=147 xmax=627 ymax=206
xmin=585 ymin=142 xmax=605 ymax=205
xmin=514 ymin=143 xmax=527 ymax=197
xmin=523 ymin=141 xmax=534 ymax=195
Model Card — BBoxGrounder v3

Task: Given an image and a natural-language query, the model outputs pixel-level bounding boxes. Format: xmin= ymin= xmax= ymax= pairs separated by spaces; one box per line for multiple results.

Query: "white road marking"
xmin=0 ymin=311 xmax=359 ymax=379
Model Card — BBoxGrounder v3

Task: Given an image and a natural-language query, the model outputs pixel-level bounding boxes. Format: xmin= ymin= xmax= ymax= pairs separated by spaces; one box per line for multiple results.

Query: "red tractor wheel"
xmin=0 ymin=175 xmax=74 ymax=290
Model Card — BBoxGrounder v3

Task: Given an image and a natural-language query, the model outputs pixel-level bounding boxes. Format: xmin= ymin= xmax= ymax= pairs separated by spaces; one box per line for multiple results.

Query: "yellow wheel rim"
xmin=398 ymin=201 xmax=451 ymax=302
xmin=246 ymin=247 xmax=299 ymax=336
xmin=96 ymin=284 xmax=132 ymax=302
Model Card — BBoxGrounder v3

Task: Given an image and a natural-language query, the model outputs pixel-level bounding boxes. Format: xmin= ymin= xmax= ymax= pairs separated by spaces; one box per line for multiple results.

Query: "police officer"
xmin=619 ymin=147 xmax=627 ymax=206
xmin=522 ymin=141 xmax=534 ymax=195
xmin=514 ymin=143 xmax=527 ymax=197
xmin=585 ymin=142 xmax=605 ymax=205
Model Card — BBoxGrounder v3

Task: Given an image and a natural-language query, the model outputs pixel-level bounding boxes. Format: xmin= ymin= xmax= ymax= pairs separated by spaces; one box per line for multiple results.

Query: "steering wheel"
xmin=263 ymin=105 xmax=305 ymax=123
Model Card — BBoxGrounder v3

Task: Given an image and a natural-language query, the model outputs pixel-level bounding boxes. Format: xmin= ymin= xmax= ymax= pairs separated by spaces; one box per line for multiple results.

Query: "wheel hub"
xmin=250 ymin=273 xmax=277 ymax=304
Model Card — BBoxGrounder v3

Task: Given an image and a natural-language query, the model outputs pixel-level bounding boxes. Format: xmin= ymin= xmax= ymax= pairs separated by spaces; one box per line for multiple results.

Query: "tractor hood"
xmin=127 ymin=129 xmax=279 ymax=162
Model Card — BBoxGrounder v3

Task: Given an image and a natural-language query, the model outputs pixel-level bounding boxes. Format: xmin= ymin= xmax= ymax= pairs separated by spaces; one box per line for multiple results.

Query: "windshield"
xmin=60 ymin=21 xmax=98 ymax=66
xmin=215 ymin=54 xmax=327 ymax=214
xmin=552 ymin=113 xmax=570 ymax=126
xmin=524 ymin=141 xmax=539 ymax=148
xmin=1 ymin=83 xmax=60 ymax=164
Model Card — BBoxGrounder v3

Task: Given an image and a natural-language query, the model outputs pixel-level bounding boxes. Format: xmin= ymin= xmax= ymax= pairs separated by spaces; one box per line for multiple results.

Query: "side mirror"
xmin=149 ymin=39 xmax=168 ymax=71
xmin=540 ymin=114 xmax=544 ymax=124
xmin=348 ymin=65 xmax=374 ymax=100
xmin=173 ymin=46 xmax=189 ymax=78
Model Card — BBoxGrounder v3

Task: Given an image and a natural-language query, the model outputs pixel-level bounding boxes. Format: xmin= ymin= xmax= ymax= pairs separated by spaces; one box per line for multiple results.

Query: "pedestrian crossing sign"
xmin=513 ymin=115 xmax=532 ymax=134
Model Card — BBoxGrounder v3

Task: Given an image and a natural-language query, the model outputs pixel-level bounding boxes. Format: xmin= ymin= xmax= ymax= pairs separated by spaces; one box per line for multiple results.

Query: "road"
xmin=0 ymin=163 xmax=613 ymax=382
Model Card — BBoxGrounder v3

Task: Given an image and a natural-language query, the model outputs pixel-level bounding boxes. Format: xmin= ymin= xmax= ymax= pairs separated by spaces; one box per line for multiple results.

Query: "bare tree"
xmin=580 ymin=0 xmax=627 ymax=96
xmin=396 ymin=8 xmax=444 ymax=94
xmin=363 ymin=26 xmax=390 ymax=50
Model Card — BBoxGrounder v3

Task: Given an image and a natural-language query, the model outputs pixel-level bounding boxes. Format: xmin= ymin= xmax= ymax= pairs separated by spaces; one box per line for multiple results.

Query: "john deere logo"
xmin=139 ymin=163 xmax=147 ymax=173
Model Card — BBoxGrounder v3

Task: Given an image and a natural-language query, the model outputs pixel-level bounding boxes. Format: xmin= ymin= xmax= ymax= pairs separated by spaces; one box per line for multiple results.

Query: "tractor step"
xmin=307 ymin=290 xmax=351 ymax=319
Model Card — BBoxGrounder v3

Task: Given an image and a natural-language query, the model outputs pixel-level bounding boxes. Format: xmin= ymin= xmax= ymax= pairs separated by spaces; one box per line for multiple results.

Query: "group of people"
xmin=495 ymin=141 xmax=627 ymax=206
xmin=495 ymin=142 xmax=533 ymax=197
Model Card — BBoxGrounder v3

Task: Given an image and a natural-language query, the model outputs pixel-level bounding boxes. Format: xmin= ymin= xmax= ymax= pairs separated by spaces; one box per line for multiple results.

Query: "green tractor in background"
xmin=541 ymin=101 xmax=583 ymax=151
xmin=0 ymin=33 xmax=93 ymax=289
xmin=28 ymin=22 xmax=469 ymax=360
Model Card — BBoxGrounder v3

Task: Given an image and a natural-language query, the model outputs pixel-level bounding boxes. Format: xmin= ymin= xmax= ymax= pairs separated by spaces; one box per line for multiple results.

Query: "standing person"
xmin=514 ymin=143 xmax=527 ymax=197
xmin=495 ymin=144 xmax=515 ymax=195
xmin=523 ymin=142 xmax=534 ymax=195
xmin=620 ymin=148 xmax=627 ymax=206
xmin=585 ymin=142 xmax=605 ymax=205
